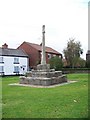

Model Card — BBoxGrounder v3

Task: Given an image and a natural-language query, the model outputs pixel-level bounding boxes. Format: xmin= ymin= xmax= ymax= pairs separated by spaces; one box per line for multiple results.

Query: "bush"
xmin=49 ymin=56 xmax=63 ymax=71
xmin=61 ymin=68 xmax=90 ymax=74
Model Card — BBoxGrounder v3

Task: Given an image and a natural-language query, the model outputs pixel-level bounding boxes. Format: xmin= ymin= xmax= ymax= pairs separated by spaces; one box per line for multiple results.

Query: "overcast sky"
xmin=0 ymin=0 xmax=89 ymax=59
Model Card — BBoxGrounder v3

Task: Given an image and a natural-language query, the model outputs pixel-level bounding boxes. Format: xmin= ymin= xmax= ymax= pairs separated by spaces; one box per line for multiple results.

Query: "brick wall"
xmin=18 ymin=42 xmax=39 ymax=68
xmin=18 ymin=42 xmax=62 ymax=68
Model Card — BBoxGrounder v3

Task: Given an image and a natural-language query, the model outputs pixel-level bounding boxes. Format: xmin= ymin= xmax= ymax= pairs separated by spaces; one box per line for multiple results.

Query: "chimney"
xmin=40 ymin=43 xmax=42 ymax=46
xmin=2 ymin=43 xmax=8 ymax=48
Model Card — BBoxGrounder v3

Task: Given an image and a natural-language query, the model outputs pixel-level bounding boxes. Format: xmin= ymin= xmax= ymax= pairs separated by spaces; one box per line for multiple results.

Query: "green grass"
xmin=0 ymin=77 xmax=2 ymax=119
xmin=1 ymin=73 xmax=88 ymax=118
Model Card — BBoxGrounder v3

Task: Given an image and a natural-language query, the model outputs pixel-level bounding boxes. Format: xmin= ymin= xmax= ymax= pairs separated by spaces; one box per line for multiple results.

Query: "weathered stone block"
xmin=19 ymin=64 xmax=67 ymax=86
xmin=37 ymin=64 xmax=50 ymax=70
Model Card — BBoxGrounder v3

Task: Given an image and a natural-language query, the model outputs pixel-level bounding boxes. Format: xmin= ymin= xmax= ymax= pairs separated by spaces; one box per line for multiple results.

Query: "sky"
xmin=0 ymin=0 xmax=89 ymax=60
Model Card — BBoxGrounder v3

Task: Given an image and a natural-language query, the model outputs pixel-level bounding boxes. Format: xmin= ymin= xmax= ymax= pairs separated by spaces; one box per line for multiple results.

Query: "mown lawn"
xmin=1 ymin=73 xmax=88 ymax=118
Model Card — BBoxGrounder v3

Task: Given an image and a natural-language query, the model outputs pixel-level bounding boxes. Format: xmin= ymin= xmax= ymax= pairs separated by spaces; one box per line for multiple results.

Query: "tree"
xmin=49 ymin=56 xmax=63 ymax=71
xmin=63 ymin=38 xmax=83 ymax=68
xmin=76 ymin=58 xmax=86 ymax=68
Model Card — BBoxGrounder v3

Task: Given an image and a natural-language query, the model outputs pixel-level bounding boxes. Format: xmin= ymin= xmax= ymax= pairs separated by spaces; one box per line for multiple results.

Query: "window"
xmin=0 ymin=66 xmax=4 ymax=73
xmin=14 ymin=57 xmax=19 ymax=64
xmin=48 ymin=54 xmax=51 ymax=59
xmin=59 ymin=55 xmax=61 ymax=58
xmin=53 ymin=54 xmax=56 ymax=57
xmin=0 ymin=57 xmax=4 ymax=63
xmin=14 ymin=66 xmax=19 ymax=73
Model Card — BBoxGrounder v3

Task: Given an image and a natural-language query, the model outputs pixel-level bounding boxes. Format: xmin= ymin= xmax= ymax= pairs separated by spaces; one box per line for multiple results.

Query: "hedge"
xmin=61 ymin=68 xmax=90 ymax=74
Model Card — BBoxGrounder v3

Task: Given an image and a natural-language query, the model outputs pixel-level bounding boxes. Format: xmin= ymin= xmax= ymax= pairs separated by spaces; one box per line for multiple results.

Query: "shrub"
xmin=49 ymin=56 xmax=63 ymax=71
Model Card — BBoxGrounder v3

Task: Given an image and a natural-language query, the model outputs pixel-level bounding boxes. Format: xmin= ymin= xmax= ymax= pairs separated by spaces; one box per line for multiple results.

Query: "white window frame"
xmin=0 ymin=56 xmax=4 ymax=63
xmin=53 ymin=54 xmax=56 ymax=57
xmin=14 ymin=66 xmax=19 ymax=73
xmin=59 ymin=55 xmax=61 ymax=58
xmin=14 ymin=57 xmax=19 ymax=64
xmin=48 ymin=53 xmax=52 ymax=59
xmin=0 ymin=66 xmax=4 ymax=73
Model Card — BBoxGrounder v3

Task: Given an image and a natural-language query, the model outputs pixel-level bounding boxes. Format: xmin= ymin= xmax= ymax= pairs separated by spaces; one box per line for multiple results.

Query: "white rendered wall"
xmin=0 ymin=56 xmax=28 ymax=75
xmin=19 ymin=57 xmax=28 ymax=74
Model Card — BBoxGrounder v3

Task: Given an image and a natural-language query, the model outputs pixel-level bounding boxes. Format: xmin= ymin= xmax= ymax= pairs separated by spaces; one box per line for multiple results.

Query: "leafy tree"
xmin=63 ymin=38 xmax=83 ymax=68
xmin=76 ymin=58 xmax=86 ymax=68
xmin=49 ymin=56 xmax=63 ymax=71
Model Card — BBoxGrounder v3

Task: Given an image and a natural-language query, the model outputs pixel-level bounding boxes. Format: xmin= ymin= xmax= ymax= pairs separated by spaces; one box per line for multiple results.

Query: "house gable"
xmin=17 ymin=42 xmax=40 ymax=67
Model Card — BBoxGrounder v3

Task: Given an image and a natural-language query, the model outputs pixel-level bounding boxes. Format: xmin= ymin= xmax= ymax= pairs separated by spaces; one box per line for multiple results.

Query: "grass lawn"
xmin=1 ymin=73 xmax=88 ymax=118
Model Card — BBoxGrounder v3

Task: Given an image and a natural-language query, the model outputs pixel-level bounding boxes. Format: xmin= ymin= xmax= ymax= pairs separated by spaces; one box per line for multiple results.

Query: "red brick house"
xmin=17 ymin=41 xmax=62 ymax=68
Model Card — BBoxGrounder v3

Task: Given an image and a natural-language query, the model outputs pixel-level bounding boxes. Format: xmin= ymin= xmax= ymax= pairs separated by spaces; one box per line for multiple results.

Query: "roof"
xmin=0 ymin=47 xmax=28 ymax=57
xmin=25 ymin=42 xmax=61 ymax=55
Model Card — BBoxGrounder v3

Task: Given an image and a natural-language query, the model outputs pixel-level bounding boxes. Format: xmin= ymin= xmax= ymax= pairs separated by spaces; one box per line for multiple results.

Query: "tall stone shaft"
xmin=41 ymin=25 xmax=46 ymax=65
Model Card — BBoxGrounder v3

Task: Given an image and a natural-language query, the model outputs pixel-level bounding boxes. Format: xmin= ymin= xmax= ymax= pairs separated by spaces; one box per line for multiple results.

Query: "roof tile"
xmin=0 ymin=47 xmax=28 ymax=57
xmin=26 ymin=42 xmax=61 ymax=55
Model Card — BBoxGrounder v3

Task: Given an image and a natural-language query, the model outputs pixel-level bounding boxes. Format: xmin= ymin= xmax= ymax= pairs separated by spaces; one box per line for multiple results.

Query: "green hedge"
xmin=61 ymin=68 xmax=90 ymax=74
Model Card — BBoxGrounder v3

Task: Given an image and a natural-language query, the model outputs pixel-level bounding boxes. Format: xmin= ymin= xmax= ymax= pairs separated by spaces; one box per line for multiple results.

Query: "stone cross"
xmin=41 ymin=25 xmax=46 ymax=65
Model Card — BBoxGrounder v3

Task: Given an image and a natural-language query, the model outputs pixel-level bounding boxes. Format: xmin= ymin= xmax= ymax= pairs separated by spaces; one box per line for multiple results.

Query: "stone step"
xmin=26 ymin=71 xmax=62 ymax=78
xmin=19 ymin=75 xmax=67 ymax=86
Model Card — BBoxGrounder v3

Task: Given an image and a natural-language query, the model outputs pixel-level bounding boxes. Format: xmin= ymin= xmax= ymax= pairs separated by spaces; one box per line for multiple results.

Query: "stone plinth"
xmin=37 ymin=64 xmax=50 ymax=70
xmin=19 ymin=64 xmax=67 ymax=86
xmin=26 ymin=70 xmax=62 ymax=78
xmin=20 ymin=75 xmax=67 ymax=86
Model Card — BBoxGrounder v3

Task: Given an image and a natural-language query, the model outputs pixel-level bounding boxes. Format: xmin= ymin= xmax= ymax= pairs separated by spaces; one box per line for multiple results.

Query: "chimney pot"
xmin=2 ymin=43 xmax=8 ymax=48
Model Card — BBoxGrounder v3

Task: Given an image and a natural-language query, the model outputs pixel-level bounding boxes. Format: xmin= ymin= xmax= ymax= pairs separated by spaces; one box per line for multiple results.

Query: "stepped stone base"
xmin=20 ymin=75 xmax=67 ymax=86
xmin=19 ymin=64 xmax=67 ymax=86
